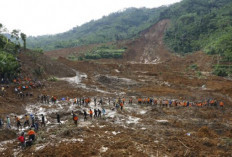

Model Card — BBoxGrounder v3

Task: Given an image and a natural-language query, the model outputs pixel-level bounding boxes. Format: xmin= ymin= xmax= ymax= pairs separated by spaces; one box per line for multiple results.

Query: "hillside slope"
xmin=27 ymin=7 xmax=167 ymax=51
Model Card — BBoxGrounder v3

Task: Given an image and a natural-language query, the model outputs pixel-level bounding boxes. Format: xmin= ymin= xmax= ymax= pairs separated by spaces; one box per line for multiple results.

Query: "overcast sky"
xmin=0 ymin=0 xmax=181 ymax=36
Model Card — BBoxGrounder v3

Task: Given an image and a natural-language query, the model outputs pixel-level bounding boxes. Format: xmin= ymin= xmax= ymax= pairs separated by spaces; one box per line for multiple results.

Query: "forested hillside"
xmin=27 ymin=0 xmax=232 ymax=76
xmin=27 ymin=7 xmax=167 ymax=51
xmin=162 ymin=0 xmax=232 ymax=76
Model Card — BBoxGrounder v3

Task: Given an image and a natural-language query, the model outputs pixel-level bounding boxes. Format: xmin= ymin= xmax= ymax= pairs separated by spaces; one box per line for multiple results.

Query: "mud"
xmin=0 ymin=19 xmax=232 ymax=156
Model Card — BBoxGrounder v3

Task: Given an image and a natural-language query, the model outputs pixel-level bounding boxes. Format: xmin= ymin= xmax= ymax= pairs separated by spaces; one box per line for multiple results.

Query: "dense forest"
xmin=26 ymin=7 xmax=167 ymax=51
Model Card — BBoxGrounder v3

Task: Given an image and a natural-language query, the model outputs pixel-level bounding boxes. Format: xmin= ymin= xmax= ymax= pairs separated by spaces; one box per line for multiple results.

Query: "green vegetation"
xmin=27 ymin=7 xmax=167 ymax=51
xmin=20 ymin=33 xmax=27 ymax=50
xmin=189 ymin=64 xmax=198 ymax=71
xmin=0 ymin=24 xmax=27 ymax=78
xmin=26 ymin=0 xmax=232 ymax=77
xmin=162 ymin=0 xmax=232 ymax=76
xmin=0 ymin=50 xmax=19 ymax=75
xmin=83 ymin=45 xmax=125 ymax=60
xmin=48 ymin=76 xmax=58 ymax=82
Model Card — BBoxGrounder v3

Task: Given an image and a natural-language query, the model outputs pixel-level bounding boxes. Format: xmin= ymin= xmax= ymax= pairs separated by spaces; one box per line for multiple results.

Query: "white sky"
xmin=0 ymin=0 xmax=181 ymax=36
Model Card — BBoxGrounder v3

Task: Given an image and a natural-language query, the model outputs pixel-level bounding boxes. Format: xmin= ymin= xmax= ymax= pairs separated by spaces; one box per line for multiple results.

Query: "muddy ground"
xmin=0 ymin=19 xmax=232 ymax=156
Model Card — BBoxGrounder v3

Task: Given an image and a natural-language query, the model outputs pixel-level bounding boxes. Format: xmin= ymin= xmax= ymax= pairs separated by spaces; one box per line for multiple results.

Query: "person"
xmin=15 ymin=116 xmax=22 ymax=129
xmin=82 ymin=98 xmax=84 ymax=105
xmin=57 ymin=113 xmax=61 ymax=124
xmin=120 ymin=102 xmax=124 ymax=111
xmin=147 ymin=98 xmax=150 ymax=105
xmin=138 ymin=98 xmax=142 ymax=105
xmin=220 ymin=101 xmax=224 ymax=108
xmin=34 ymin=121 xmax=39 ymax=132
xmin=116 ymin=103 xmax=119 ymax=110
xmin=41 ymin=114 xmax=45 ymax=127
xmin=94 ymin=109 xmax=98 ymax=118
xmin=83 ymin=110 xmax=87 ymax=121
xmin=94 ymin=97 xmax=97 ymax=106
xmin=102 ymin=108 xmax=106 ymax=118
xmin=73 ymin=98 xmax=77 ymax=105
xmin=129 ymin=98 xmax=132 ymax=105
xmin=143 ymin=98 xmax=146 ymax=104
xmin=72 ymin=112 xmax=78 ymax=126
xmin=46 ymin=95 xmax=50 ymax=104
xmin=24 ymin=115 xmax=30 ymax=127
xmin=7 ymin=116 xmax=11 ymax=129
xmin=98 ymin=109 xmax=102 ymax=118
xmin=122 ymin=97 xmax=125 ymax=104
xmin=99 ymin=98 xmax=103 ymax=105
xmin=0 ymin=117 xmax=3 ymax=129
xmin=30 ymin=114 xmax=35 ymax=127
xmin=89 ymin=109 xmax=93 ymax=119
xmin=18 ymin=132 xmax=26 ymax=149
xmin=169 ymin=100 xmax=172 ymax=107
xmin=27 ymin=128 xmax=36 ymax=141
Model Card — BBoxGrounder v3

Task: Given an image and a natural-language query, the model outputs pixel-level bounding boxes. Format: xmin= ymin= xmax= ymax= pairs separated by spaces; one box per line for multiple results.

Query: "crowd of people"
xmin=0 ymin=76 xmax=45 ymax=99
xmin=0 ymin=95 xmax=226 ymax=150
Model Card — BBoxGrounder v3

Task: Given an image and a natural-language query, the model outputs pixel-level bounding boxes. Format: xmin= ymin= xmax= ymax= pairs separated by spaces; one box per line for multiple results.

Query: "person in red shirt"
xmin=18 ymin=132 xmax=26 ymax=149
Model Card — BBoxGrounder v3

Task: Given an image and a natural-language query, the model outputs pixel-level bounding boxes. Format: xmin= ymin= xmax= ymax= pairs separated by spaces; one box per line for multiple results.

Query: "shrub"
xmin=48 ymin=76 xmax=58 ymax=82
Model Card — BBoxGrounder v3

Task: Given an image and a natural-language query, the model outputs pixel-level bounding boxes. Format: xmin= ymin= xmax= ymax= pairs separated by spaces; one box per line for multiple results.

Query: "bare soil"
xmin=0 ymin=20 xmax=232 ymax=156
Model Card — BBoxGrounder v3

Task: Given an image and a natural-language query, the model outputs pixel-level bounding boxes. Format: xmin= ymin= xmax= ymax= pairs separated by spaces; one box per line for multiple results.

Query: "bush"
xmin=213 ymin=66 xmax=228 ymax=77
xmin=48 ymin=76 xmax=58 ymax=82
xmin=190 ymin=64 xmax=198 ymax=70
xmin=0 ymin=50 xmax=19 ymax=75
xmin=33 ymin=67 xmax=44 ymax=77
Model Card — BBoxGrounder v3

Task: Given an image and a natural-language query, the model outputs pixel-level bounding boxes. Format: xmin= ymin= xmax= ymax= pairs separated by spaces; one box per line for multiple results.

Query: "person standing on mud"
xmin=82 ymin=98 xmax=85 ymax=106
xmin=98 ymin=109 xmax=102 ymax=118
xmin=0 ymin=117 xmax=3 ymax=129
xmin=28 ymin=128 xmax=36 ymax=141
xmin=102 ymin=108 xmax=106 ymax=118
xmin=99 ymin=98 xmax=103 ymax=105
xmin=34 ymin=120 xmax=39 ymax=132
xmin=24 ymin=115 xmax=30 ymax=127
xmin=41 ymin=114 xmax=46 ymax=127
xmin=30 ymin=114 xmax=35 ymax=127
xmin=89 ymin=109 xmax=93 ymax=119
xmin=129 ymin=98 xmax=132 ymax=105
xmin=46 ymin=95 xmax=50 ymax=104
xmin=94 ymin=97 xmax=97 ymax=106
xmin=57 ymin=113 xmax=61 ymax=124
xmin=120 ymin=102 xmax=124 ymax=111
xmin=6 ymin=116 xmax=11 ymax=129
xmin=94 ymin=109 xmax=98 ymax=118
xmin=18 ymin=132 xmax=26 ymax=149
xmin=83 ymin=110 xmax=87 ymax=121
xmin=72 ymin=111 xmax=78 ymax=126
xmin=15 ymin=116 xmax=22 ymax=130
